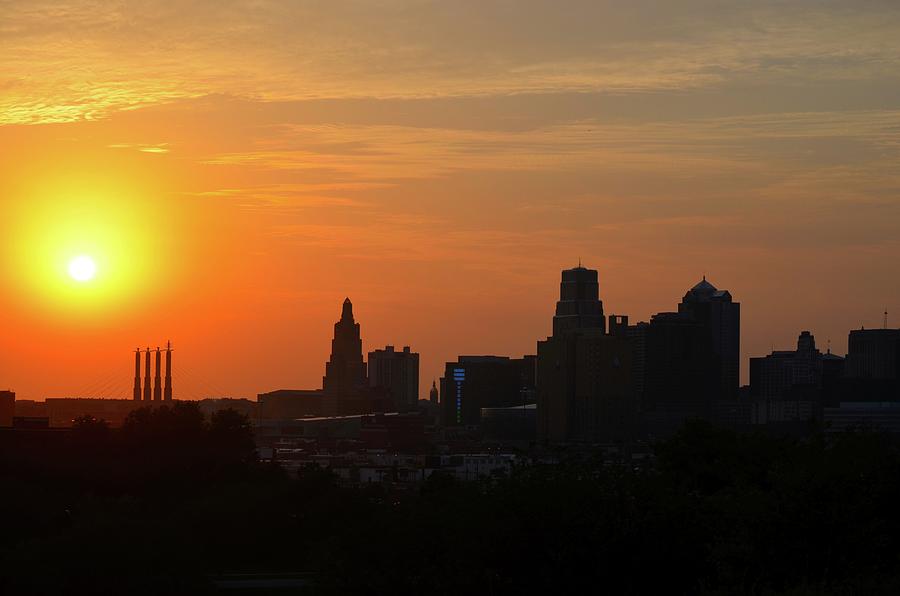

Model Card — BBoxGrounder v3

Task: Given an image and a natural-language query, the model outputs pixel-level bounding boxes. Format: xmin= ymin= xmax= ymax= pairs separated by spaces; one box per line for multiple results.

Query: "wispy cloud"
xmin=108 ymin=142 xmax=170 ymax=153
xmin=3 ymin=0 xmax=900 ymax=124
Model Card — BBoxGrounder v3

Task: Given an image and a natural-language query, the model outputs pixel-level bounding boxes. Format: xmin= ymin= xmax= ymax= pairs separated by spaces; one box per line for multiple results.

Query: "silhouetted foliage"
xmin=2 ymin=415 xmax=900 ymax=594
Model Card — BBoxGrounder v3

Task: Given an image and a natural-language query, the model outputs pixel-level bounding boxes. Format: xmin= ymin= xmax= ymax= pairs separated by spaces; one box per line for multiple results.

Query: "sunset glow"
xmin=68 ymin=255 xmax=97 ymax=282
xmin=0 ymin=1 xmax=898 ymax=402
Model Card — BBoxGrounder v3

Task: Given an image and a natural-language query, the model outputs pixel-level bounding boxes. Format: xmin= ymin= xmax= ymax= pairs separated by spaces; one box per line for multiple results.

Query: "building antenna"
xmin=885 ymin=309 xmax=889 ymax=329
xmin=578 ymin=256 xmax=582 ymax=268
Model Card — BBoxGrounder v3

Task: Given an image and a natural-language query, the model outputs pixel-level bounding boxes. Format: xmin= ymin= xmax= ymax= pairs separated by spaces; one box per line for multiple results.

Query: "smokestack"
xmin=153 ymin=347 xmax=162 ymax=401
xmin=164 ymin=341 xmax=173 ymax=401
xmin=133 ymin=349 xmax=142 ymax=401
xmin=143 ymin=348 xmax=152 ymax=401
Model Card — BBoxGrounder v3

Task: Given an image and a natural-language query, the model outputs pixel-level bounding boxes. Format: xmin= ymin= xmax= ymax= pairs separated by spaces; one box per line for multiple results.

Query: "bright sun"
xmin=68 ymin=255 xmax=97 ymax=282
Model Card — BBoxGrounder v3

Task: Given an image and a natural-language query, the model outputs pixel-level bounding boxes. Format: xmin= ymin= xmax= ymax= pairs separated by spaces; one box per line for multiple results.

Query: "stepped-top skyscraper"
xmin=552 ymin=264 xmax=605 ymax=336
xmin=538 ymin=264 xmax=633 ymax=443
xmin=677 ymin=277 xmax=741 ymax=399
xmin=323 ymin=298 xmax=368 ymax=414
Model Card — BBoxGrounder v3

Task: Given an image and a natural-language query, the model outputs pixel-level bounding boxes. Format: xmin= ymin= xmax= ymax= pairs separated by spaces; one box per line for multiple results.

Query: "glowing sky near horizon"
xmin=0 ymin=0 xmax=898 ymax=400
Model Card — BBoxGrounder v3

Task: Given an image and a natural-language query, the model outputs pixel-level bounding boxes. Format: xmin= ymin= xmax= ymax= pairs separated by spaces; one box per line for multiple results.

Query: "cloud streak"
xmin=3 ymin=0 xmax=900 ymax=124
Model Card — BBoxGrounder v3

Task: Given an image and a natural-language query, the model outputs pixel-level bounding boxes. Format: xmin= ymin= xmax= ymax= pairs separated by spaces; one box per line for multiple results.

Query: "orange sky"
xmin=1 ymin=1 xmax=899 ymax=400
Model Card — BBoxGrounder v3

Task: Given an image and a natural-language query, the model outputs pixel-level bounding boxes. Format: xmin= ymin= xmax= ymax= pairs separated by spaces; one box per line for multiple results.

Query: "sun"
xmin=68 ymin=255 xmax=97 ymax=282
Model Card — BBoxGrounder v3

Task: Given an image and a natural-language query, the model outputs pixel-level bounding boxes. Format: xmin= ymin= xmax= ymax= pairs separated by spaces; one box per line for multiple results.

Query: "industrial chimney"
xmin=164 ymin=341 xmax=173 ymax=401
xmin=143 ymin=348 xmax=152 ymax=401
xmin=153 ymin=347 xmax=162 ymax=401
xmin=133 ymin=349 xmax=142 ymax=401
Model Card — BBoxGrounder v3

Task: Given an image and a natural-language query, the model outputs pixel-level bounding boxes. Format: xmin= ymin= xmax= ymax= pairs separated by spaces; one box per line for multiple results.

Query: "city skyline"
xmin=3 ymin=267 xmax=891 ymax=403
xmin=1 ymin=1 xmax=899 ymax=400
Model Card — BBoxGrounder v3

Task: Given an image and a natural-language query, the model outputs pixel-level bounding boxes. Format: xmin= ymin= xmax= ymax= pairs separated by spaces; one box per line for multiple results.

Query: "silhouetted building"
xmin=626 ymin=321 xmax=649 ymax=409
xmin=440 ymin=355 xmax=535 ymax=427
xmin=678 ymin=277 xmax=741 ymax=399
xmin=842 ymin=328 xmax=900 ymax=402
xmin=0 ymin=390 xmax=14 ymax=427
xmin=822 ymin=349 xmax=846 ymax=406
xmin=538 ymin=329 xmax=633 ymax=443
xmin=749 ymin=331 xmax=834 ymax=425
xmin=537 ymin=265 xmax=634 ymax=443
xmin=359 ymin=412 xmax=426 ymax=451
xmin=552 ymin=265 xmax=605 ymax=336
xmin=618 ymin=277 xmax=741 ymax=436
xmin=845 ymin=328 xmax=900 ymax=379
xmin=323 ymin=298 xmax=369 ymax=415
xmin=750 ymin=331 xmax=824 ymax=400
xmin=825 ymin=402 xmax=900 ymax=433
xmin=481 ymin=403 xmax=537 ymax=442
xmin=429 ymin=380 xmax=439 ymax=404
xmin=257 ymin=389 xmax=324 ymax=419
xmin=368 ymin=345 xmax=419 ymax=412
xmin=13 ymin=399 xmax=47 ymax=419
xmin=417 ymin=398 xmax=440 ymax=426
xmin=640 ymin=311 xmax=717 ymax=436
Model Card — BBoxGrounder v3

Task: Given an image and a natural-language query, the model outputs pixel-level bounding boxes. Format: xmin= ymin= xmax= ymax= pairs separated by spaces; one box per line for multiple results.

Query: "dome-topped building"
xmin=683 ymin=276 xmax=731 ymax=302
xmin=678 ymin=276 xmax=741 ymax=399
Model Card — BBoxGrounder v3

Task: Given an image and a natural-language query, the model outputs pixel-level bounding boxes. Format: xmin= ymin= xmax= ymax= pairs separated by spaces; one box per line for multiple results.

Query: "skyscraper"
xmin=368 ymin=345 xmax=420 ymax=412
xmin=640 ymin=311 xmax=717 ymax=435
xmin=842 ymin=327 xmax=900 ymax=401
xmin=678 ymin=277 xmax=741 ymax=399
xmin=845 ymin=328 xmax=900 ymax=381
xmin=323 ymin=298 xmax=368 ymax=415
xmin=552 ymin=265 xmax=605 ymax=336
xmin=537 ymin=264 xmax=633 ymax=443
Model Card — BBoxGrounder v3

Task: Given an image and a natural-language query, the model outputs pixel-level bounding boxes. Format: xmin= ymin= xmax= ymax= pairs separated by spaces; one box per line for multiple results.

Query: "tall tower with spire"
xmin=323 ymin=298 xmax=368 ymax=414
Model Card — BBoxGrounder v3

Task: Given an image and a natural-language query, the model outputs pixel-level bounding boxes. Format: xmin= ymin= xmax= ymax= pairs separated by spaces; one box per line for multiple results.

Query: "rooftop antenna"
xmin=827 ymin=338 xmax=832 ymax=355
xmin=578 ymin=257 xmax=582 ymax=268
xmin=885 ymin=309 xmax=889 ymax=329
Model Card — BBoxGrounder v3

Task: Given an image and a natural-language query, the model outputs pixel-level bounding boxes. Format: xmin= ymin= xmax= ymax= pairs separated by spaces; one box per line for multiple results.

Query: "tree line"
xmin=1 ymin=402 xmax=899 ymax=594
